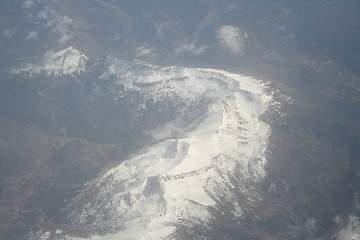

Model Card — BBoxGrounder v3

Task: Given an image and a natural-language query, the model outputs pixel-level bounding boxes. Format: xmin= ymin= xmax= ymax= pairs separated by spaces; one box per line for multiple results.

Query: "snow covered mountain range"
xmin=2 ymin=1 xmax=360 ymax=239
xmin=18 ymin=47 xmax=283 ymax=239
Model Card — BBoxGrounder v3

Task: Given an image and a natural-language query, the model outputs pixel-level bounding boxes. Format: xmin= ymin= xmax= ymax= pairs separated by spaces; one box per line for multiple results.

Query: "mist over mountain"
xmin=1 ymin=1 xmax=360 ymax=240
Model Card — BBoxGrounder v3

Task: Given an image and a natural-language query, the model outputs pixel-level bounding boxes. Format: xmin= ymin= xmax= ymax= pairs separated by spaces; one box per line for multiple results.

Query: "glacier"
xmin=26 ymin=53 xmax=280 ymax=240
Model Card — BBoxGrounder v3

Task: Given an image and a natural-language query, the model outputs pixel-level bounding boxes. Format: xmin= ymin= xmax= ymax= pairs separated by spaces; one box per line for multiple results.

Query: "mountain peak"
xmin=11 ymin=46 xmax=88 ymax=76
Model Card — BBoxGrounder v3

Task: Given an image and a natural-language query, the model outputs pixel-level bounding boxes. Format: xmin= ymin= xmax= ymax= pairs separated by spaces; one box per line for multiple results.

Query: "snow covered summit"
xmin=44 ymin=60 xmax=278 ymax=240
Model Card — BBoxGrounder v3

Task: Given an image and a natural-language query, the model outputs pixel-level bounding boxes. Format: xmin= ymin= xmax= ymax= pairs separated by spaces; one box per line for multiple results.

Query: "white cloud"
xmin=22 ymin=0 xmax=34 ymax=8
xmin=25 ymin=31 xmax=38 ymax=40
xmin=25 ymin=13 xmax=34 ymax=21
xmin=136 ymin=46 xmax=154 ymax=57
xmin=2 ymin=28 xmax=17 ymax=38
xmin=217 ymin=25 xmax=246 ymax=54
xmin=262 ymin=50 xmax=286 ymax=63
xmin=37 ymin=7 xmax=74 ymax=44
xmin=2 ymin=30 xmax=11 ymax=37
xmin=145 ymin=121 xmax=183 ymax=142
xmin=57 ymin=31 xmax=72 ymax=44
xmin=336 ymin=215 xmax=360 ymax=240
xmin=175 ymin=41 xmax=209 ymax=56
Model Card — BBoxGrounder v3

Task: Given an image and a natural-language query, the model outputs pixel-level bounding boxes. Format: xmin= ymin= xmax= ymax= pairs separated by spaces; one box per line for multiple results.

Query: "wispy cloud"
xmin=37 ymin=7 xmax=74 ymax=44
xmin=22 ymin=0 xmax=34 ymax=9
xmin=2 ymin=28 xmax=17 ymax=38
xmin=25 ymin=31 xmax=38 ymax=40
xmin=136 ymin=46 xmax=154 ymax=57
xmin=145 ymin=122 xmax=179 ymax=141
xmin=175 ymin=41 xmax=209 ymax=56
xmin=217 ymin=25 xmax=246 ymax=54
